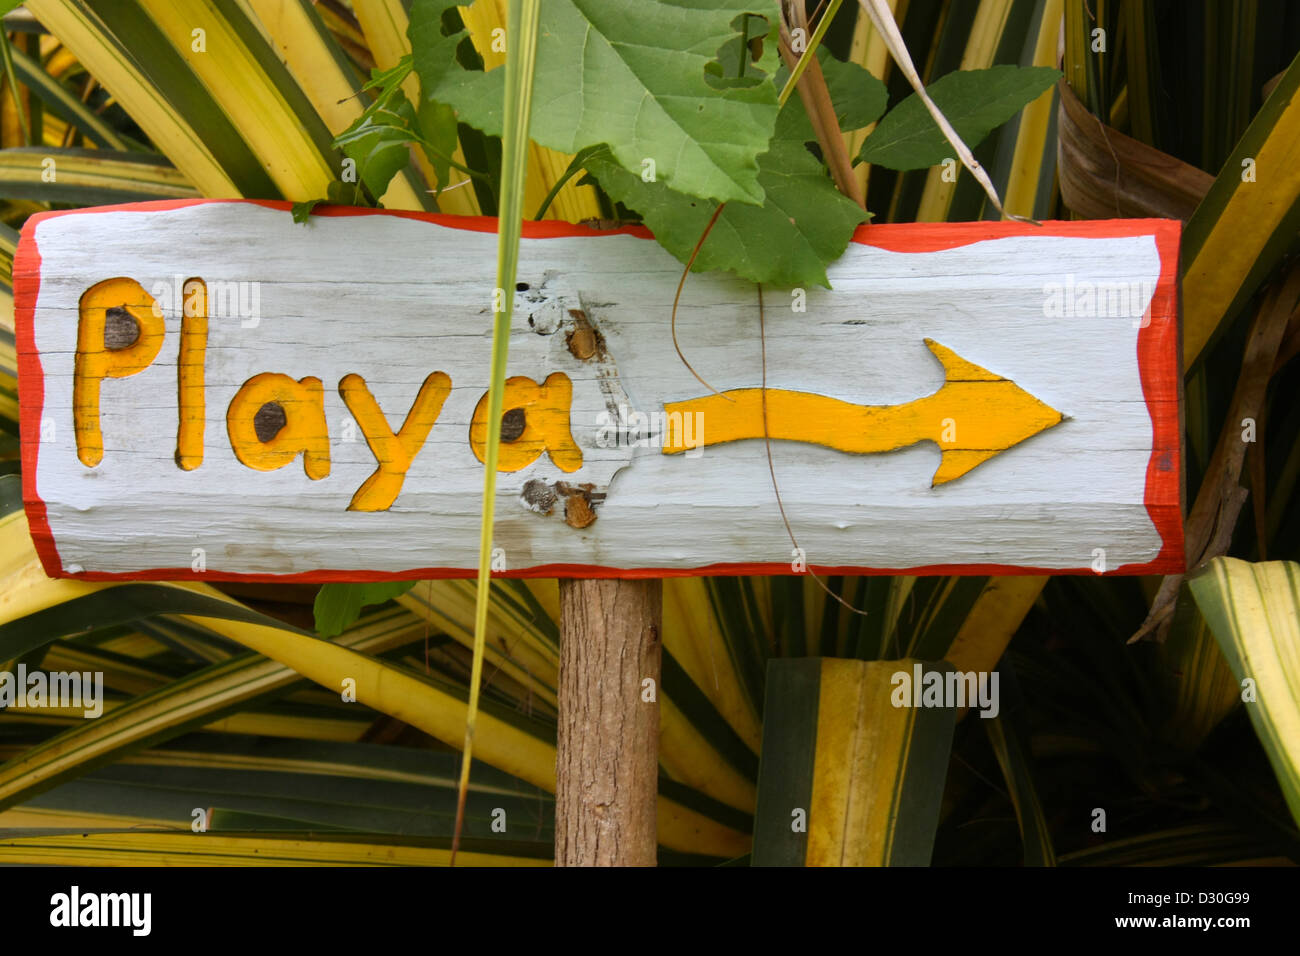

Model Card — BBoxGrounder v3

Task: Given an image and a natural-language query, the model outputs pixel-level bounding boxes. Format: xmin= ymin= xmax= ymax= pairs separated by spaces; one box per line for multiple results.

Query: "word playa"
xmin=73 ymin=277 xmax=587 ymax=512
xmin=18 ymin=200 xmax=1182 ymax=579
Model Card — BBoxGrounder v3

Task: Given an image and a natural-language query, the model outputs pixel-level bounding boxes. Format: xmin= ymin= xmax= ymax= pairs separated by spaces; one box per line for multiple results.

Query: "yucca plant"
xmin=0 ymin=0 xmax=1297 ymax=867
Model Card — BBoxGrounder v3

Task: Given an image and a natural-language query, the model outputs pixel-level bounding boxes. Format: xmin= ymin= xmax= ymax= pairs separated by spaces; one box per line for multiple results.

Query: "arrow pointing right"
xmin=662 ymin=339 xmax=1065 ymax=486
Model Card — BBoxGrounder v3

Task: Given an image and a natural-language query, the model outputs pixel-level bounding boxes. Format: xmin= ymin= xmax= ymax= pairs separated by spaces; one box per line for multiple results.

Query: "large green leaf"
xmin=410 ymin=0 xmax=783 ymax=205
xmin=814 ymin=45 xmax=890 ymax=131
xmin=0 ymin=147 xmax=196 ymax=204
xmin=751 ymin=658 xmax=955 ymax=866
xmin=1188 ymin=557 xmax=1300 ymax=827
xmin=17 ymin=742 xmax=553 ymax=842
xmin=8 ymin=45 xmax=132 ymax=150
xmin=1058 ymin=823 xmax=1290 ymax=867
xmin=986 ymin=711 xmax=1055 ymax=866
xmin=585 ymin=96 xmax=869 ymax=288
xmin=1181 ymin=49 xmax=1300 ymax=370
xmin=27 ymin=0 xmax=278 ymax=198
xmin=0 ymin=830 xmax=551 ymax=866
xmin=0 ymin=607 xmax=424 ymax=811
xmin=314 ymin=581 xmax=418 ymax=638
xmin=858 ymin=65 xmax=1061 ymax=171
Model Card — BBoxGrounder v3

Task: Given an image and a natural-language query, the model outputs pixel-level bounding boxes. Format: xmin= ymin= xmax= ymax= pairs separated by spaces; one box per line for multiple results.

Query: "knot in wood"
xmin=253 ymin=401 xmax=287 ymax=442
xmin=104 ymin=306 xmax=140 ymax=350
xmin=501 ymin=407 xmax=527 ymax=443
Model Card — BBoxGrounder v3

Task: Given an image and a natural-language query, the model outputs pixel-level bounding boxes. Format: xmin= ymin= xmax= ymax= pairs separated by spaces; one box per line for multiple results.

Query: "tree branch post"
xmin=555 ymin=578 xmax=663 ymax=866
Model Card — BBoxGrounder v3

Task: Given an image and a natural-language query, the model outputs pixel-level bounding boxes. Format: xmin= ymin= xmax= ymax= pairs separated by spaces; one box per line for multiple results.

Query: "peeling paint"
xmin=557 ymin=481 xmax=598 ymax=529
xmin=520 ymin=478 xmax=558 ymax=516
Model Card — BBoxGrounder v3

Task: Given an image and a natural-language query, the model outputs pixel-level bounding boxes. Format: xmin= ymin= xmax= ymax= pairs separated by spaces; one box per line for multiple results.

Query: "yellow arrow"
xmin=662 ymin=339 xmax=1065 ymax=486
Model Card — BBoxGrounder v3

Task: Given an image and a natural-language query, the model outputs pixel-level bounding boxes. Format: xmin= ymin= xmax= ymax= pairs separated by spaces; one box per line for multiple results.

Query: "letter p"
xmin=74 ymin=278 xmax=165 ymax=467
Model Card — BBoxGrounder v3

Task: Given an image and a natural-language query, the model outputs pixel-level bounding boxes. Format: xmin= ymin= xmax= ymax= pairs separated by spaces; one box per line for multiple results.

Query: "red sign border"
xmin=16 ymin=199 xmax=1184 ymax=581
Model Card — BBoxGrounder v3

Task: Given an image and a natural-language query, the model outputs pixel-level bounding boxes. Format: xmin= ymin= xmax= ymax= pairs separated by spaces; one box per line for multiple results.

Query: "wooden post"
xmin=556 ymin=578 xmax=662 ymax=866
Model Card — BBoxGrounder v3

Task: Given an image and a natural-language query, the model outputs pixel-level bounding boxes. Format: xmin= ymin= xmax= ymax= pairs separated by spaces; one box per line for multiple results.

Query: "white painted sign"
xmin=16 ymin=200 xmax=1183 ymax=580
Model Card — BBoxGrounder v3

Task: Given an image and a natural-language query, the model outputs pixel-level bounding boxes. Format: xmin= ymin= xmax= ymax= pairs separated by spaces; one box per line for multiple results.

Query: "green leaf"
xmin=313 ymin=582 xmax=418 ymax=638
xmin=291 ymin=199 xmax=323 ymax=223
xmin=417 ymin=97 xmax=460 ymax=193
xmin=334 ymin=86 xmax=421 ymax=202
xmin=0 ymin=607 xmax=423 ymax=812
xmin=986 ymin=711 xmax=1056 ymax=866
xmin=0 ymin=147 xmax=197 ymax=204
xmin=1181 ymin=49 xmax=1300 ymax=370
xmin=704 ymin=12 xmax=772 ymax=91
xmin=533 ymin=144 xmax=604 ymax=220
xmin=329 ymin=58 xmax=422 ymax=203
xmin=456 ymin=0 xmax=546 ymax=863
xmin=361 ymin=54 xmax=415 ymax=94
xmin=858 ymin=65 xmax=1061 ymax=171
xmin=8 ymin=44 xmax=131 ymax=151
xmin=585 ymin=97 xmax=869 ymax=288
xmin=290 ymin=187 xmax=353 ymax=222
xmin=812 ymin=47 xmax=889 ymax=131
xmin=408 ymin=0 xmax=473 ymax=96
xmin=410 ymin=0 xmax=784 ymax=205
xmin=752 ymin=658 xmax=956 ymax=865
xmin=1188 ymin=558 xmax=1300 ymax=828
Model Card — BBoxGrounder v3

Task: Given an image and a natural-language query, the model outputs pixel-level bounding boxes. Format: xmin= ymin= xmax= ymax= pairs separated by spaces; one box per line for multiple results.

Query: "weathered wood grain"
xmin=15 ymin=200 xmax=1183 ymax=579
xmin=556 ymin=578 xmax=661 ymax=866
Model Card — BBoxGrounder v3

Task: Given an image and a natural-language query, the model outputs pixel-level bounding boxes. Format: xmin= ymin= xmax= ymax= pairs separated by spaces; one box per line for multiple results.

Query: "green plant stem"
xmin=532 ymin=144 xmax=600 ymax=220
xmin=452 ymin=0 xmax=542 ymax=866
xmin=778 ymin=0 xmax=844 ymax=107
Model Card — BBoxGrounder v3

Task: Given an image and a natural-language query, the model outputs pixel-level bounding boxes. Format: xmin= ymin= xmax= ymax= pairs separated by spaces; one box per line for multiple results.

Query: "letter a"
xmin=227 ymin=373 xmax=331 ymax=479
xmin=469 ymin=373 xmax=582 ymax=472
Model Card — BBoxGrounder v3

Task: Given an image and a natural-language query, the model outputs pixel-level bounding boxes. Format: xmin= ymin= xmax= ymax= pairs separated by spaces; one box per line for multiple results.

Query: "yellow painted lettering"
xmin=176 ymin=277 xmax=207 ymax=470
xmin=339 ymin=372 xmax=452 ymax=511
xmin=74 ymin=277 xmax=166 ymax=467
xmin=226 ymin=373 xmax=330 ymax=479
xmin=469 ymin=373 xmax=582 ymax=472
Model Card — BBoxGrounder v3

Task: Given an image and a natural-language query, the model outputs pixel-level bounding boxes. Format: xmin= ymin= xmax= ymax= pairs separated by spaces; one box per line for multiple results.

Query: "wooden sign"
xmin=15 ymin=200 xmax=1183 ymax=581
